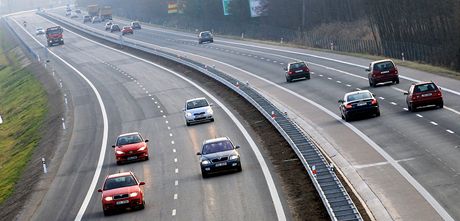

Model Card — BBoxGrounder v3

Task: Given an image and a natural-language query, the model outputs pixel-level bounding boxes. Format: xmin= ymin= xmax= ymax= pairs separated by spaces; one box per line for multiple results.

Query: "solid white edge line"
xmin=8 ymin=17 xmax=110 ymax=221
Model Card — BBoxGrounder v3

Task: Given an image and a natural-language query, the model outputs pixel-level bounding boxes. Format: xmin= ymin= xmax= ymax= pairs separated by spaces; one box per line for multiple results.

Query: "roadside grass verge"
xmin=0 ymin=36 xmax=48 ymax=204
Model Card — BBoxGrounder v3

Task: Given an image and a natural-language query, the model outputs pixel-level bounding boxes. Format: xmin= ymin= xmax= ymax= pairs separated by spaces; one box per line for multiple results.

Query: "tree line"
xmin=76 ymin=0 xmax=460 ymax=70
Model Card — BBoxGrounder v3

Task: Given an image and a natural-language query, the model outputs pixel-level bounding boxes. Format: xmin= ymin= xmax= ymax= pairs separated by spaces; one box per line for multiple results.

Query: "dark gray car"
xmin=196 ymin=137 xmax=242 ymax=178
xmin=198 ymin=31 xmax=213 ymax=44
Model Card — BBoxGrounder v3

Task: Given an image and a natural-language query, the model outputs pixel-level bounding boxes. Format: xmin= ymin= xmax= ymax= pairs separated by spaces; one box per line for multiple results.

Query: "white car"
xmin=35 ymin=27 xmax=45 ymax=35
xmin=184 ymin=98 xmax=214 ymax=126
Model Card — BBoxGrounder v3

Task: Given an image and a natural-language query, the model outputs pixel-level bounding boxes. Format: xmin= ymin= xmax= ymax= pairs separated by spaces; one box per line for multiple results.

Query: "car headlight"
xmin=201 ymin=160 xmax=211 ymax=165
xmin=116 ymin=150 xmax=124 ymax=154
xmin=207 ymin=108 xmax=213 ymax=114
xmin=229 ymin=155 xmax=239 ymax=160
xmin=186 ymin=112 xmax=192 ymax=117
xmin=104 ymin=196 xmax=113 ymax=201
xmin=138 ymin=146 xmax=146 ymax=151
xmin=129 ymin=192 xmax=138 ymax=197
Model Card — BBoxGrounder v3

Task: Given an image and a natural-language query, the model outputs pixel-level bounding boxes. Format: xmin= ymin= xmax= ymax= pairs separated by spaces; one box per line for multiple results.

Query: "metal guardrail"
xmin=26 ymin=12 xmax=363 ymax=221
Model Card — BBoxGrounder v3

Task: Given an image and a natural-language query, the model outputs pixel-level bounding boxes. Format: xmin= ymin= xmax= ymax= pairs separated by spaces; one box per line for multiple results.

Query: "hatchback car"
xmin=366 ymin=59 xmax=399 ymax=87
xmin=112 ymin=132 xmax=149 ymax=165
xmin=122 ymin=26 xmax=134 ymax=35
xmin=110 ymin=24 xmax=121 ymax=32
xmin=339 ymin=90 xmax=380 ymax=121
xmin=284 ymin=61 xmax=311 ymax=82
xmin=98 ymin=171 xmax=145 ymax=216
xmin=404 ymin=81 xmax=443 ymax=112
xmin=83 ymin=15 xmax=91 ymax=23
xmin=92 ymin=16 xmax=102 ymax=23
xmin=131 ymin=21 xmax=141 ymax=29
xmin=105 ymin=21 xmax=113 ymax=30
xmin=197 ymin=137 xmax=242 ymax=178
xmin=35 ymin=27 xmax=45 ymax=35
xmin=184 ymin=97 xmax=214 ymax=126
xmin=198 ymin=31 xmax=213 ymax=44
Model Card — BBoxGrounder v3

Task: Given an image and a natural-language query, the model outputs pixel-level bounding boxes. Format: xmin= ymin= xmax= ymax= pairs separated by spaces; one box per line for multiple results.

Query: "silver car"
xmin=184 ymin=98 xmax=214 ymax=126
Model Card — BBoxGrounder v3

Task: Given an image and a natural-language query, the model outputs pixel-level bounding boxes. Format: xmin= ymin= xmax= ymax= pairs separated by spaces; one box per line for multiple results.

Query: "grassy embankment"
xmin=0 ymin=30 xmax=47 ymax=204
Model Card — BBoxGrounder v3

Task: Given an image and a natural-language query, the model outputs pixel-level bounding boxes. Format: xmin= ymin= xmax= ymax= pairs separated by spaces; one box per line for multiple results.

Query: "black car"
xmin=83 ymin=15 xmax=91 ymax=23
xmin=110 ymin=24 xmax=120 ymax=32
xmin=198 ymin=31 xmax=213 ymax=44
xmin=339 ymin=90 xmax=380 ymax=121
xmin=284 ymin=61 xmax=311 ymax=82
xmin=131 ymin=21 xmax=141 ymax=30
xmin=196 ymin=137 xmax=242 ymax=178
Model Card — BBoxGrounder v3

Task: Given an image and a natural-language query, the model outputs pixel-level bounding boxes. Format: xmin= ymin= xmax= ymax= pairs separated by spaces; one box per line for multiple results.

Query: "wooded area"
xmin=76 ymin=0 xmax=460 ymax=70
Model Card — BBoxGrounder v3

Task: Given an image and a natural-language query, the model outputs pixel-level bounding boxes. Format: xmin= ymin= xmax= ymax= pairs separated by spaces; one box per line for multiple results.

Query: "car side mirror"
xmin=338 ymin=99 xmax=344 ymax=103
xmin=365 ymin=68 xmax=370 ymax=72
xmin=111 ymin=145 xmax=115 ymax=148
xmin=209 ymin=103 xmax=213 ymax=107
xmin=372 ymin=93 xmax=376 ymax=97
xmin=196 ymin=152 xmax=201 ymax=155
xmin=97 ymin=189 xmax=102 ymax=192
xmin=403 ymin=92 xmax=408 ymax=95
xmin=139 ymin=181 xmax=145 ymax=185
xmin=144 ymin=139 xmax=149 ymax=143
xmin=235 ymin=145 xmax=240 ymax=149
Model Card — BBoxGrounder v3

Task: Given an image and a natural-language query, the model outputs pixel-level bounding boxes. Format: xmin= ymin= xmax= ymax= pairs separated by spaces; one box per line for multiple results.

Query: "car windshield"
xmin=117 ymin=134 xmax=143 ymax=146
xmin=186 ymin=99 xmax=208 ymax=110
xmin=374 ymin=61 xmax=394 ymax=71
xmin=289 ymin=62 xmax=306 ymax=70
xmin=414 ymin=83 xmax=437 ymax=93
xmin=133 ymin=22 xmax=139 ymax=26
xmin=103 ymin=175 xmax=137 ymax=190
xmin=46 ymin=27 xmax=62 ymax=35
xmin=346 ymin=92 xmax=372 ymax=102
xmin=201 ymin=32 xmax=211 ymax=37
xmin=202 ymin=140 xmax=233 ymax=154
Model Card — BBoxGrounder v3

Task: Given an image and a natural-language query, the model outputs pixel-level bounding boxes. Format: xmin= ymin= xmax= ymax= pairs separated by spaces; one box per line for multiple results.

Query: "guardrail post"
xmin=42 ymin=157 xmax=47 ymax=174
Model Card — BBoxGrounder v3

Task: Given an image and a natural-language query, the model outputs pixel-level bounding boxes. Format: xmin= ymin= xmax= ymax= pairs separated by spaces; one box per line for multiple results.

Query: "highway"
xmin=46 ymin=10 xmax=460 ymax=220
xmin=7 ymin=12 xmax=288 ymax=221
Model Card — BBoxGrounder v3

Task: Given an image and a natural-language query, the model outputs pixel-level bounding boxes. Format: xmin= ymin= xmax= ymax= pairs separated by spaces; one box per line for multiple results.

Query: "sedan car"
xmin=110 ymin=24 xmax=121 ymax=32
xmin=366 ymin=59 xmax=399 ymax=87
xmin=35 ymin=27 xmax=45 ymax=35
xmin=122 ymin=26 xmax=133 ymax=35
xmin=197 ymin=137 xmax=242 ymax=178
xmin=339 ymin=90 xmax=380 ymax=121
xmin=98 ymin=171 xmax=145 ymax=216
xmin=284 ymin=61 xmax=311 ymax=82
xmin=184 ymin=97 xmax=214 ymax=126
xmin=131 ymin=21 xmax=141 ymax=29
xmin=112 ymin=132 xmax=149 ymax=165
xmin=198 ymin=31 xmax=213 ymax=44
xmin=404 ymin=81 xmax=443 ymax=112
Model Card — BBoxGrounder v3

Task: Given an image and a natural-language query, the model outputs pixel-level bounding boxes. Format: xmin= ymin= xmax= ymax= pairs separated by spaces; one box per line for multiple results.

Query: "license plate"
xmin=295 ymin=70 xmax=303 ymax=73
xmin=422 ymin=93 xmax=432 ymax=97
xmin=127 ymin=156 xmax=138 ymax=160
xmin=381 ymin=71 xmax=390 ymax=74
xmin=215 ymin=162 xmax=227 ymax=167
xmin=357 ymin=102 xmax=367 ymax=106
xmin=116 ymin=200 xmax=129 ymax=205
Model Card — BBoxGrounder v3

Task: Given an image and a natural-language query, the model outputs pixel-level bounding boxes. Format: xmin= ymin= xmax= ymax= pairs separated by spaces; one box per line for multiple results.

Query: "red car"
xmin=98 ymin=171 xmax=145 ymax=216
xmin=112 ymin=132 xmax=149 ymax=165
xmin=405 ymin=81 xmax=443 ymax=112
xmin=366 ymin=59 xmax=399 ymax=87
xmin=122 ymin=26 xmax=133 ymax=35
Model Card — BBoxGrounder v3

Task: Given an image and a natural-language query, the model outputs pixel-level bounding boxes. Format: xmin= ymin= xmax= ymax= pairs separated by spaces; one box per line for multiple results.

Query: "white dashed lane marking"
xmin=336 ymin=81 xmax=341 ymax=83
xmin=171 ymin=140 xmax=175 ymax=144
xmin=390 ymin=102 xmax=397 ymax=105
xmin=379 ymin=97 xmax=385 ymax=100
xmin=416 ymin=114 xmax=423 ymax=118
xmin=431 ymin=121 xmax=438 ymax=126
xmin=172 ymin=209 xmax=176 ymax=216
xmin=175 ymin=168 xmax=179 ymax=173
xmin=403 ymin=108 xmax=409 ymax=111
xmin=174 ymin=194 xmax=178 ymax=200
xmin=173 ymin=149 xmax=176 ymax=153
xmin=447 ymin=130 xmax=455 ymax=134
xmin=174 ymin=158 xmax=177 ymax=163
xmin=175 ymin=180 xmax=178 ymax=186
xmin=346 ymin=84 xmax=351 ymax=87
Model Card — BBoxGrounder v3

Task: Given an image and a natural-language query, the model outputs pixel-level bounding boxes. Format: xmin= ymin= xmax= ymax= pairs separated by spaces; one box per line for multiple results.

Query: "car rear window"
xmin=202 ymin=140 xmax=233 ymax=154
xmin=373 ymin=61 xmax=395 ymax=72
xmin=104 ymin=175 xmax=136 ymax=190
xmin=414 ymin=83 xmax=437 ymax=93
xmin=187 ymin=99 xmax=208 ymax=110
xmin=289 ymin=62 xmax=307 ymax=70
xmin=346 ymin=92 xmax=372 ymax=102
xmin=117 ymin=134 xmax=142 ymax=146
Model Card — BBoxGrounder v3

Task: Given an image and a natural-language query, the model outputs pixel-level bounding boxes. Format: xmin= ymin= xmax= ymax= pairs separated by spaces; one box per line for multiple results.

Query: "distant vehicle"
xmin=404 ymin=81 xmax=443 ymax=112
xmin=65 ymin=11 xmax=71 ymax=16
xmin=70 ymin=13 xmax=78 ymax=19
xmin=75 ymin=9 xmax=81 ymax=14
xmin=99 ymin=6 xmax=112 ymax=21
xmin=92 ymin=16 xmax=102 ymax=23
xmin=339 ymin=90 xmax=380 ymax=121
xmin=105 ymin=21 xmax=113 ymax=30
xmin=35 ymin=27 xmax=45 ymax=35
xmin=97 ymin=171 xmax=145 ymax=216
xmin=184 ymin=97 xmax=214 ymax=126
xmin=83 ymin=15 xmax=91 ymax=23
xmin=121 ymin=26 xmax=133 ymax=35
xmin=23 ymin=21 xmax=27 ymax=27
xmin=45 ymin=26 xmax=64 ymax=47
xmin=87 ymin=4 xmax=99 ymax=18
xmin=110 ymin=24 xmax=120 ymax=32
xmin=198 ymin=31 xmax=213 ymax=44
xmin=197 ymin=137 xmax=242 ymax=178
xmin=284 ymin=61 xmax=311 ymax=82
xmin=366 ymin=59 xmax=399 ymax=87
xmin=130 ymin=21 xmax=141 ymax=30
xmin=112 ymin=132 xmax=149 ymax=165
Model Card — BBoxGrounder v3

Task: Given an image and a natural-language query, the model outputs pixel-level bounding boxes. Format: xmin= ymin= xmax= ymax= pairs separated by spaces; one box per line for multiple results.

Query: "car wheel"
xmin=286 ymin=76 xmax=291 ymax=83
xmin=369 ymin=79 xmax=375 ymax=87
xmin=201 ymin=172 xmax=208 ymax=178
xmin=375 ymin=110 xmax=381 ymax=117
xmin=237 ymin=165 xmax=242 ymax=172
xmin=139 ymin=200 xmax=145 ymax=210
xmin=396 ymin=78 xmax=400 ymax=84
xmin=409 ymin=103 xmax=416 ymax=112
xmin=186 ymin=121 xmax=191 ymax=126
xmin=210 ymin=118 xmax=215 ymax=122
xmin=210 ymin=40 xmax=214 ymax=43
xmin=343 ymin=114 xmax=350 ymax=122
xmin=145 ymin=156 xmax=149 ymax=161
xmin=438 ymin=101 xmax=444 ymax=108
xmin=103 ymin=210 xmax=111 ymax=216
xmin=116 ymin=161 xmax=122 ymax=165
xmin=341 ymin=113 xmax=345 ymax=120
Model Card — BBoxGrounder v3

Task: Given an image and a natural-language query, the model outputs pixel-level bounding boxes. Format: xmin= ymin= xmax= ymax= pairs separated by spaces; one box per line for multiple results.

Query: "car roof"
xmin=287 ymin=61 xmax=306 ymax=65
xmin=118 ymin=132 xmax=141 ymax=137
xmin=203 ymin=137 xmax=230 ymax=145
xmin=186 ymin=97 xmax=207 ymax=103
xmin=344 ymin=90 xmax=372 ymax=97
xmin=123 ymin=26 xmax=131 ymax=28
xmin=413 ymin=81 xmax=435 ymax=86
xmin=107 ymin=171 xmax=133 ymax=179
xmin=371 ymin=59 xmax=394 ymax=65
